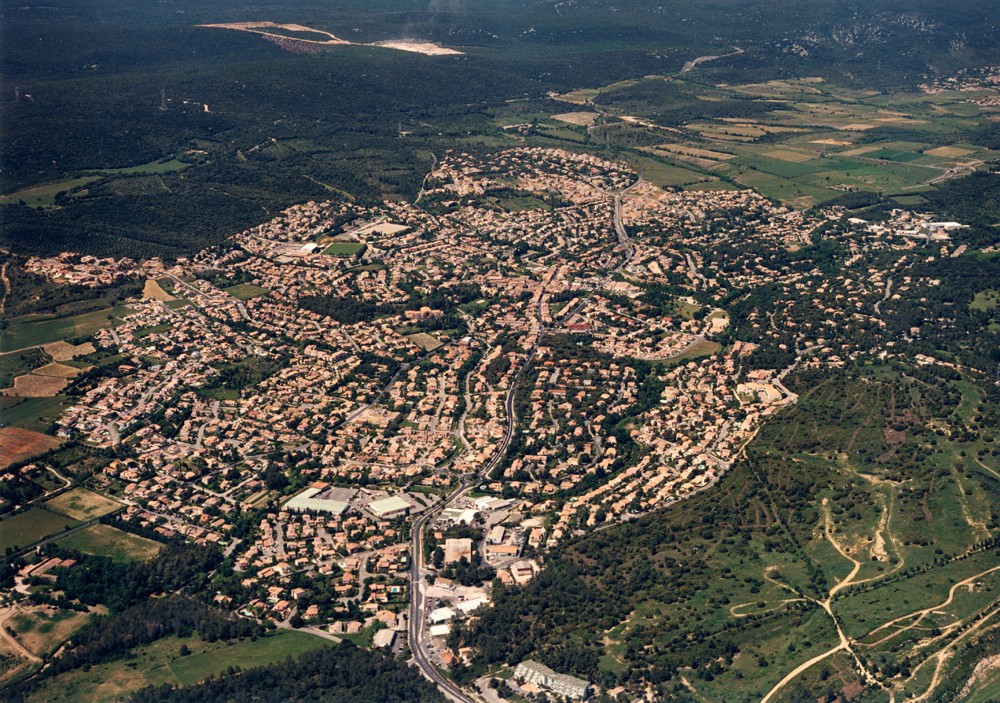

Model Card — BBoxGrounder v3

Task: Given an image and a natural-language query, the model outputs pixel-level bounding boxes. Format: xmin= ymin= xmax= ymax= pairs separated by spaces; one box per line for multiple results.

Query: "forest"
xmin=4 ymin=0 xmax=1000 ymax=258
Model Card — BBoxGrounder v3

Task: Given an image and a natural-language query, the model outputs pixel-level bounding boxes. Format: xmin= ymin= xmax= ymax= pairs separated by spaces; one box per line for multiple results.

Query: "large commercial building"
xmin=513 ymin=660 xmax=590 ymax=700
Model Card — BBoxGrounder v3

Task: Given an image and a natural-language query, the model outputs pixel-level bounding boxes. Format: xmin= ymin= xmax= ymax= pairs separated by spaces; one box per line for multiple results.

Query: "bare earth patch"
xmin=0 ymin=428 xmax=61 ymax=468
xmin=925 ymin=145 xmax=975 ymax=158
xmin=142 ymin=279 xmax=176 ymax=302
xmin=551 ymin=112 xmax=600 ymax=127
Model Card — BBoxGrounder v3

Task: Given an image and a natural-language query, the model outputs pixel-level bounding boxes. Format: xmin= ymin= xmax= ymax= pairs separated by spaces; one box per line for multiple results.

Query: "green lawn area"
xmin=321 ymin=241 xmax=366 ymax=257
xmin=57 ymin=524 xmax=162 ymax=562
xmin=224 ymin=283 xmax=269 ymax=300
xmin=0 ymin=176 xmax=100 ymax=208
xmin=0 ymin=395 xmax=72 ymax=432
xmin=0 ymin=507 xmax=80 ymax=551
xmin=0 ymin=305 xmax=133 ymax=352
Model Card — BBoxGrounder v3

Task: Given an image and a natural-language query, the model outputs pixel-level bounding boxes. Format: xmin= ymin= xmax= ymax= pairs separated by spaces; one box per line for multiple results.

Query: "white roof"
xmin=283 ymin=487 xmax=349 ymax=515
xmin=429 ymin=624 xmax=451 ymax=637
xmin=429 ymin=607 xmax=455 ymax=623
xmin=457 ymin=596 xmax=490 ymax=614
xmin=368 ymin=495 xmax=411 ymax=516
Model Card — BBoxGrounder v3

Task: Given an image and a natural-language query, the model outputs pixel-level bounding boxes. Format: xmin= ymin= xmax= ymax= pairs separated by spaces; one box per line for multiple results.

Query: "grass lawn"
xmin=224 ymin=283 xmax=269 ymax=301
xmin=321 ymin=241 xmax=366 ymax=257
xmin=57 ymin=523 xmax=162 ymax=562
xmin=0 ymin=507 xmax=81 ymax=551
xmin=0 ymin=305 xmax=133 ymax=352
xmin=46 ymin=488 xmax=122 ymax=521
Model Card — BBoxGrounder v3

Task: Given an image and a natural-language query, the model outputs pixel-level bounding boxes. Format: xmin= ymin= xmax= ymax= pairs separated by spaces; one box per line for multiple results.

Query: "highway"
xmin=406 ymin=182 xmax=639 ymax=701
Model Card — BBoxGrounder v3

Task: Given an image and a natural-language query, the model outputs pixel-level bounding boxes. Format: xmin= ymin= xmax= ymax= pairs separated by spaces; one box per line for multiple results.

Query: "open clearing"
xmin=25 ymin=630 xmax=332 ymax=703
xmin=200 ymin=21 xmax=462 ymax=55
xmin=10 ymin=607 xmax=91 ymax=659
xmin=0 ymin=427 xmax=61 ymax=468
xmin=0 ymin=508 xmax=79 ymax=551
xmin=0 ymin=177 xmax=100 ymax=208
xmin=57 ymin=524 xmax=161 ymax=562
xmin=407 ymin=332 xmax=443 ymax=352
xmin=46 ymin=488 xmax=121 ymax=521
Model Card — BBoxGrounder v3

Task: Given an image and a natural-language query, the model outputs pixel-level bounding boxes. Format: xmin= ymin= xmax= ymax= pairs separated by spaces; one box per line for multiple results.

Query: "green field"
xmin=224 ymin=283 xmax=269 ymax=300
xmin=0 ymin=176 xmax=100 ymax=208
xmin=87 ymin=158 xmax=192 ymax=176
xmin=0 ymin=507 xmax=80 ymax=551
xmin=25 ymin=631 xmax=333 ymax=703
xmin=0 ymin=395 xmax=72 ymax=431
xmin=57 ymin=524 xmax=162 ymax=562
xmin=0 ymin=306 xmax=133 ymax=353
xmin=321 ymin=241 xmax=366 ymax=257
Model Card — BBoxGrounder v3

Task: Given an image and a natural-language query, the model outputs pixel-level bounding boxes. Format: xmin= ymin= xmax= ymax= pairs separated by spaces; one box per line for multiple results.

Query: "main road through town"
xmin=407 ymin=182 xmax=639 ymax=702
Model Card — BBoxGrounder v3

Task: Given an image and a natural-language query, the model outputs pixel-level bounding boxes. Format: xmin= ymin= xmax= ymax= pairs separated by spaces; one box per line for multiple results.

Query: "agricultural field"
xmin=45 ymin=488 xmax=121 ymax=521
xmin=0 ymin=305 xmax=132 ymax=353
xmin=0 ymin=508 xmax=79 ymax=551
xmin=0 ymin=427 xmax=61 ymax=468
xmin=24 ymin=631 xmax=333 ymax=703
xmin=0 ymin=396 xmax=71 ymax=434
xmin=56 ymin=524 xmax=161 ymax=562
xmin=223 ymin=283 xmax=269 ymax=300
xmin=523 ymin=72 xmax=1000 ymax=209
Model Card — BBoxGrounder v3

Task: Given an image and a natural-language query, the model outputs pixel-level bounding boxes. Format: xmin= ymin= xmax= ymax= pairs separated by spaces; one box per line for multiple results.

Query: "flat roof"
xmin=284 ymin=487 xmax=349 ymax=515
xmin=369 ymin=495 xmax=411 ymax=516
